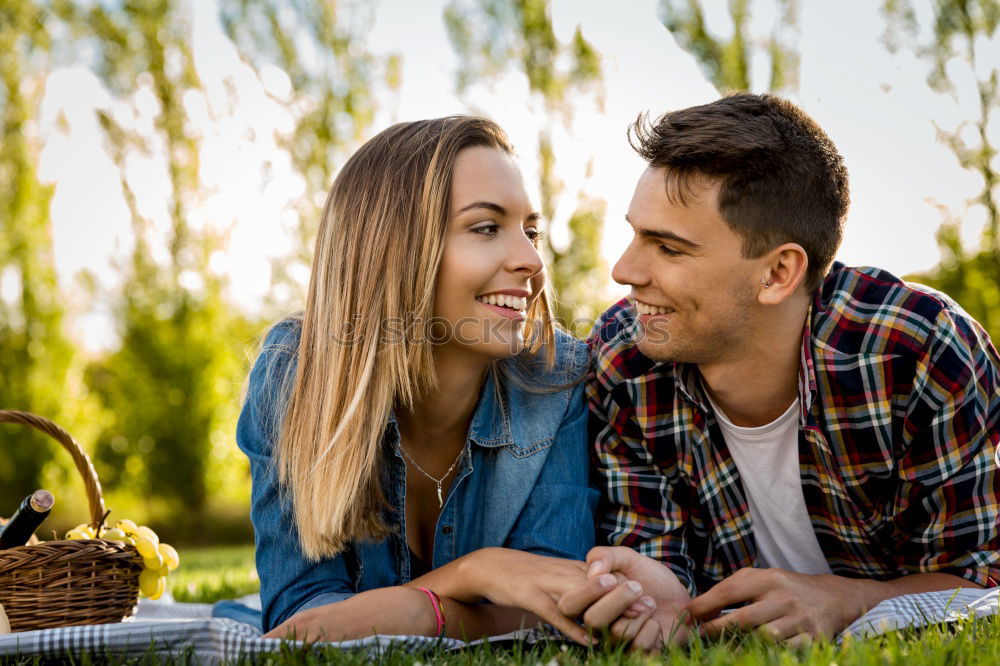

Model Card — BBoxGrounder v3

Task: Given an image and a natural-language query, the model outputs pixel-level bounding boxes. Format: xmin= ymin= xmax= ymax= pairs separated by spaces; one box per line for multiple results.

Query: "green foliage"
xmin=444 ymin=0 xmax=608 ymax=330
xmin=0 ymin=0 xmax=388 ymax=534
xmin=659 ymin=0 xmax=800 ymax=94
xmin=84 ymin=242 xmax=258 ymax=521
xmin=42 ymin=0 xmax=254 ymax=530
xmin=219 ymin=0 xmax=387 ymax=310
xmin=882 ymin=0 xmax=999 ymax=343
xmin=551 ymin=198 xmax=608 ymax=337
xmin=0 ymin=0 xmax=77 ymax=511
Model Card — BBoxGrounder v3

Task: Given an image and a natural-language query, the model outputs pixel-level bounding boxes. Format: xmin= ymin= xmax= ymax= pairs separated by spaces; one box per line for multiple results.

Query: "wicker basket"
xmin=0 ymin=410 xmax=143 ymax=633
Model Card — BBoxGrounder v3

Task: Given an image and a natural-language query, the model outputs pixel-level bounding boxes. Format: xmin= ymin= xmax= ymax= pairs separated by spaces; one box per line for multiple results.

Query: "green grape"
xmin=143 ymin=551 xmax=164 ymax=571
xmin=134 ymin=534 xmax=158 ymax=559
xmin=136 ymin=526 xmax=159 ymax=546
xmin=152 ymin=576 xmax=165 ymax=600
xmin=102 ymin=528 xmax=128 ymax=543
xmin=71 ymin=524 xmax=97 ymax=539
xmin=158 ymin=543 xmax=180 ymax=572
xmin=139 ymin=569 xmax=162 ymax=598
xmin=65 ymin=528 xmax=89 ymax=540
xmin=115 ymin=519 xmax=139 ymax=535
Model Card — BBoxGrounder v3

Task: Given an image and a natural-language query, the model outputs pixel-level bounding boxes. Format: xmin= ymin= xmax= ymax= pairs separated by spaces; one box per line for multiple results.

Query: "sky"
xmin=28 ymin=0 xmax=998 ymax=352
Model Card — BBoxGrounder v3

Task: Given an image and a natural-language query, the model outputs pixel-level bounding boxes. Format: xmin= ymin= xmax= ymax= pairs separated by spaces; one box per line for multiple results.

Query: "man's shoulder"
xmin=814 ymin=263 xmax=981 ymax=356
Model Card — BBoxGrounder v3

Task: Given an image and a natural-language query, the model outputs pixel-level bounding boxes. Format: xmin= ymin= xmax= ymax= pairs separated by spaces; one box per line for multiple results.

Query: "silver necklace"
xmin=398 ymin=440 xmax=464 ymax=508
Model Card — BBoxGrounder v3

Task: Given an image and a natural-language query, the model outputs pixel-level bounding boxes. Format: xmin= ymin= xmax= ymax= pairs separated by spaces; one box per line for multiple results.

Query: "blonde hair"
xmin=275 ymin=117 xmax=557 ymax=560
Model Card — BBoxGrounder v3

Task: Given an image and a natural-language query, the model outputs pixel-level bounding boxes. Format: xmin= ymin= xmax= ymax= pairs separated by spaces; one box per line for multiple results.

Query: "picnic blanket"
xmin=842 ymin=586 xmax=999 ymax=639
xmin=0 ymin=588 xmax=996 ymax=663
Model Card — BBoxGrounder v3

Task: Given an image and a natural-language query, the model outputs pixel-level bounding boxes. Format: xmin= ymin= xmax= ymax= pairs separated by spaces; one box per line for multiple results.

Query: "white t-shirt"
xmin=706 ymin=393 xmax=833 ymax=575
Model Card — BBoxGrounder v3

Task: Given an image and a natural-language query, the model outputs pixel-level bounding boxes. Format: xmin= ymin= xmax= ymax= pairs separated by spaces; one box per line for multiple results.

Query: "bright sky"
xmin=31 ymin=0 xmax=996 ymax=352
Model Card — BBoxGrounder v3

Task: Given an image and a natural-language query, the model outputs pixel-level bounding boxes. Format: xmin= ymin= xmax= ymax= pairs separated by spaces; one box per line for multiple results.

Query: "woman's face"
xmin=433 ymin=146 xmax=545 ymax=360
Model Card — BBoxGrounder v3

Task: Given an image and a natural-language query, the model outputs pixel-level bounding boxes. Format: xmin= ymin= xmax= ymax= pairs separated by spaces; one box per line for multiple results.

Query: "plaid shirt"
xmin=587 ymin=262 xmax=1000 ymax=596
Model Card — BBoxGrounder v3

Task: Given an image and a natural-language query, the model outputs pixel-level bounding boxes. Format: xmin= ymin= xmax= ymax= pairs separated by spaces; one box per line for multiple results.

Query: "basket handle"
xmin=0 ymin=410 xmax=106 ymax=529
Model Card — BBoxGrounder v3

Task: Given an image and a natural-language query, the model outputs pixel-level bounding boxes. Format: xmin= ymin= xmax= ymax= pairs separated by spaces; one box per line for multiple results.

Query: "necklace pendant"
xmin=436 ymin=483 xmax=443 ymax=508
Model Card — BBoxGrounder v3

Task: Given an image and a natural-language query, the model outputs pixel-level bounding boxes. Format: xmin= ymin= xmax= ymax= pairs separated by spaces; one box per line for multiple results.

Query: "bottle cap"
xmin=29 ymin=489 xmax=54 ymax=513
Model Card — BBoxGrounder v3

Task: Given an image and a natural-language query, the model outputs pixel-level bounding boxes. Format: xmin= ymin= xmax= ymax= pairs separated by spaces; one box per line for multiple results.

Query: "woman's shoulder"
xmin=500 ymin=329 xmax=589 ymax=413
xmin=552 ymin=327 xmax=589 ymax=375
xmin=245 ymin=317 xmax=302 ymax=410
xmin=261 ymin=316 xmax=302 ymax=353
xmin=238 ymin=317 xmax=302 ymax=458
xmin=520 ymin=328 xmax=589 ymax=384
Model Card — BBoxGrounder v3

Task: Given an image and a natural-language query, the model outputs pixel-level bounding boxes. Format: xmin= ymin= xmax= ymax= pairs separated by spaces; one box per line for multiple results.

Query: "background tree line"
xmin=0 ymin=0 xmax=996 ymax=543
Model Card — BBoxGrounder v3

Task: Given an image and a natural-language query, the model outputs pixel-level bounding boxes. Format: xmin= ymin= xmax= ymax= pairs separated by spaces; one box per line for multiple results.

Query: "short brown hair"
xmin=629 ymin=93 xmax=849 ymax=290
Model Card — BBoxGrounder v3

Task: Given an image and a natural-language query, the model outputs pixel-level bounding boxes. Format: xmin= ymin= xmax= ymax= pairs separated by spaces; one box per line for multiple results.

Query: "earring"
xmin=761 ymin=278 xmax=771 ymax=289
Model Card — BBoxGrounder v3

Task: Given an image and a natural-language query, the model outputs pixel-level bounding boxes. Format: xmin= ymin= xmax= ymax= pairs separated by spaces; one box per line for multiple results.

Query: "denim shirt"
xmin=237 ymin=320 xmax=598 ymax=632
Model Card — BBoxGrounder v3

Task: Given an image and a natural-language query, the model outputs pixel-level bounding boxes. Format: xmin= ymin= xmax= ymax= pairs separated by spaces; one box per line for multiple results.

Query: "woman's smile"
xmin=476 ymin=298 xmax=527 ymax=320
xmin=475 ymin=289 xmax=529 ymax=320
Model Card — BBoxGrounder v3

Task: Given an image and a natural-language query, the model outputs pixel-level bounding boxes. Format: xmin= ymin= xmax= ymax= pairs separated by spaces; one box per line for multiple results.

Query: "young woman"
xmin=237 ymin=117 xmax=652 ymax=644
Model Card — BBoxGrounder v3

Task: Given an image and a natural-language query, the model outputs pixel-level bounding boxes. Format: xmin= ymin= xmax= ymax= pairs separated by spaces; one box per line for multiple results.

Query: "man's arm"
xmin=889 ymin=306 xmax=1000 ymax=585
xmin=689 ymin=304 xmax=1000 ymax=644
xmin=685 ymin=568 xmax=981 ymax=644
xmin=587 ymin=373 xmax=699 ymax=596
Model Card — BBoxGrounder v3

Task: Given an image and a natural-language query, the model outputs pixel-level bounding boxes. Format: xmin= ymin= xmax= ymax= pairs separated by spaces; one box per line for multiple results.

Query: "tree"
xmin=46 ymin=0 xmax=259 ymax=532
xmin=219 ymin=0 xmax=392 ymax=312
xmin=882 ymin=0 xmax=1000 ymax=342
xmin=0 ymin=1 xmax=76 ymax=512
xmin=444 ymin=0 xmax=607 ymax=335
xmin=659 ymin=0 xmax=800 ymax=94
xmin=43 ymin=0 xmax=393 ymax=537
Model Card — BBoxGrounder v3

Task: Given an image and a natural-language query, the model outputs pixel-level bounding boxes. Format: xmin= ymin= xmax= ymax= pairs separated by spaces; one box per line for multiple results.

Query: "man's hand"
xmin=558 ymin=546 xmax=693 ymax=651
xmin=685 ymin=567 xmax=861 ymax=645
xmin=445 ymin=547 xmax=630 ymax=645
xmin=262 ymin=586 xmax=437 ymax=642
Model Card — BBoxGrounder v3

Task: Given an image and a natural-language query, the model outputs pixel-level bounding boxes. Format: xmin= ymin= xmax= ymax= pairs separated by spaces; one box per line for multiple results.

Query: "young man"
xmin=559 ymin=93 xmax=1000 ymax=649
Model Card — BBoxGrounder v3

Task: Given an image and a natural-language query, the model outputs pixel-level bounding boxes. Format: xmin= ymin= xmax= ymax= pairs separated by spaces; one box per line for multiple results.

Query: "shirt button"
xmin=441 ymin=525 xmax=453 ymax=535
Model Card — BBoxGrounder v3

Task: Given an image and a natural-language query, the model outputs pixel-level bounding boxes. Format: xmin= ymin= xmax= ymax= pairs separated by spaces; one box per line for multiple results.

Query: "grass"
xmin=7 ymin=545 xmax=999 ymax=664
xmin=168 ymin=544 xmax=259 ymax=603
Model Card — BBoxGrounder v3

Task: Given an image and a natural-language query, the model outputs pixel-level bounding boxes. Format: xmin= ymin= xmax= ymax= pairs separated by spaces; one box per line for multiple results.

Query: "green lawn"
xmin=23 ymin=545 xmax=995 ymax=664
xmin=168 ymin=544 xmax=260 ymax=603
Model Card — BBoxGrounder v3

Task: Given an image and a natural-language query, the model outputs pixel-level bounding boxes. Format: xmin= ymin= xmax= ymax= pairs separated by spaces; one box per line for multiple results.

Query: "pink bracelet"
xmin=416 ymin=587 xmax=445 ymax=637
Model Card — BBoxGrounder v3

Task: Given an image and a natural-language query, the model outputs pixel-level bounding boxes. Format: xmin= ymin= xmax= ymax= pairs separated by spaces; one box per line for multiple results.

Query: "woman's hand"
xmin=435 ymin=547 xmax=646 ymax=646
xmin=557 ymin=546 xmax=693 ymax=651
xmin=262 ymin=586 xmax=438 ymax=643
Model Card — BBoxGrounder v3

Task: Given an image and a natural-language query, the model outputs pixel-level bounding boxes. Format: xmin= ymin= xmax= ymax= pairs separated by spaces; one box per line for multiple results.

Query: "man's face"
xmin=612 ymin=167 xmax=760 ymax=365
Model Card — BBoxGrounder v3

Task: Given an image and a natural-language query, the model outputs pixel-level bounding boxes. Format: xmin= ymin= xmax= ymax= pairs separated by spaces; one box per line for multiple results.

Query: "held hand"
xmin=262 ymin=586 xmax=437 ymax=642
xmin=686 ymin=568 xmax=860 ymax=645
xmin=558 ymin=546 xmax=692 ymax=650
xmin=456 ymin=547 xmax=608 ymax=645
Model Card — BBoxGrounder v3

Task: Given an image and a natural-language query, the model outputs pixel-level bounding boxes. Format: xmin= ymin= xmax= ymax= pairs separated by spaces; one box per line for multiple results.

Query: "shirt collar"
xmin=798 ymin=299 xmax=819 ymax=417
xmin=669 ymin=307 xmax=820 ymax=423
xmin=672 ymin=361 xmax=710 ymax=412
xmin=386 ymin=367 xmax=513 ymax=451
xmin=466 ymin=366 xmax=512 ymax=448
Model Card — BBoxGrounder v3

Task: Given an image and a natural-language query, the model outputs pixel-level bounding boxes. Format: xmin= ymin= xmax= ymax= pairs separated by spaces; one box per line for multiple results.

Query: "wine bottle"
xmin=0 ymin=489 xmax=55 ymax=549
